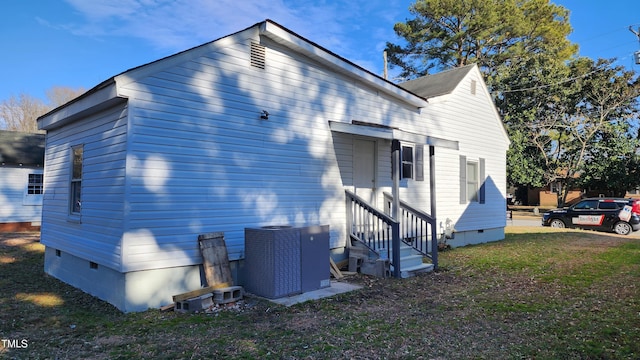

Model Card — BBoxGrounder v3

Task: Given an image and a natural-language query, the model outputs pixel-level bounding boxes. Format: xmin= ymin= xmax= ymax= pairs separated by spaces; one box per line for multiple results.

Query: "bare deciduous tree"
xmin=0 ymin=86 xmax=85 ymax=133
xmin=46 ymin=86 xmax=86 ymax=108
xmin=0 ymin=94 xmax=50 ymax=133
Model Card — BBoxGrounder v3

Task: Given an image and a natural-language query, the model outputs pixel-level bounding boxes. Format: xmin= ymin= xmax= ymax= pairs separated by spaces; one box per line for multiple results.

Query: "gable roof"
xmin=399 ymin=64 xmax=475 ymax=99
xmin=0 ymin=130 xmax=45 ymax=167
xmin=38 ymin=19 xmax=429 ymax=131
xmin=402 ymin=64 xmax=510 ymax=146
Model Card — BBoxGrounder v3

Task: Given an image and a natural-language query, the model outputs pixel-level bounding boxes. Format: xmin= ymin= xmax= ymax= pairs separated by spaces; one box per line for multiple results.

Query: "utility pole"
xmin=383 ymin=51 xmax=388 ymax=80
xmin=630 ymin=26 xmax=640 ymax=64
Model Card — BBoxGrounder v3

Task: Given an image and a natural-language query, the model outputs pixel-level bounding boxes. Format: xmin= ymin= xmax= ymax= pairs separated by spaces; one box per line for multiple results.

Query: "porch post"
xmin=391 ymin=139 xmax=401 ymax=278
xmin=429 ymin=145 xmax=438 ymax=270
xmin=391 ymin=140 xmax=400 ymax=220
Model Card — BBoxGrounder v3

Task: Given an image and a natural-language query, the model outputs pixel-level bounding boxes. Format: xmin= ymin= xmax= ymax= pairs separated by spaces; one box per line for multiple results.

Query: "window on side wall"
xmin=460 ymin=155 xmax=485 ymax=204
xmin=70 ymin=145 xmax=83 ymax=215
xmin=466 ymin=161 xmax=479 ymax=202
xmin=28 ymin=173 xmax=43 ymax=194
xmin=401 ymin=145 xmax=413 ymax=179
xmin=23 ymin=172 xmax=44 ymax=205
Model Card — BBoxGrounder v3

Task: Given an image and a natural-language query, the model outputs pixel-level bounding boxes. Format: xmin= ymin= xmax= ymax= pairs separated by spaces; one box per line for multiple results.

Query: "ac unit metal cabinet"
xmin=244 ymin=225 xmax=330 ymax=299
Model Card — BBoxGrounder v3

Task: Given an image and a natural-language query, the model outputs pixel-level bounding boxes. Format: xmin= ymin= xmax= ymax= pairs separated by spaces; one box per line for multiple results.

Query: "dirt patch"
xmin=0 ymin=232 xmax=41 ymax=247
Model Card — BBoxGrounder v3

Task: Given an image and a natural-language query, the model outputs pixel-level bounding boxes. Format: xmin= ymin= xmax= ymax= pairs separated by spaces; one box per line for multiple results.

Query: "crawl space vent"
xmin=250 ymin=42 xmax=266 ymax=69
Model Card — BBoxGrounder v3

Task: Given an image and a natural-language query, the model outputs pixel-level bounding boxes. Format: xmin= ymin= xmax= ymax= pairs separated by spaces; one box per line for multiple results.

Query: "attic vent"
xmin=470 ymin=80 xmax=477 ymax=95
xmin=250 ymin=42 xmax=266 ymax=69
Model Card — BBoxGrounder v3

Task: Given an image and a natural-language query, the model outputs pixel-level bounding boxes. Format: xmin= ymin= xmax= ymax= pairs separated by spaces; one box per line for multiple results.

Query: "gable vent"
xmin=250 ymin=42 xmax=266 ymax=69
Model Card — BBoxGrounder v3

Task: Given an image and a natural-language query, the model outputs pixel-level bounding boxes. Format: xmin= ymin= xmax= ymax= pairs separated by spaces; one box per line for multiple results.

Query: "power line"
xmin=499 ymin=50 xmax=638 ymax=94
xmin=498 ymin=67 xmax=603 ymax=94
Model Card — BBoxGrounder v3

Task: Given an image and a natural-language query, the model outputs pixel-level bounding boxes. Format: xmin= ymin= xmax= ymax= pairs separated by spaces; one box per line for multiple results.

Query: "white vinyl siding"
xmin=0 ymin=167 xmax=43 ymax=222
xmin=40 ymin=102 xmax=128 ymax=271
xmin=113 ymin=30 xmax=451 ymax=272
xmin=420 ymin=71 xmax=508 ymax=233
xmin=117 ymin=35 xmax=422 ymax=271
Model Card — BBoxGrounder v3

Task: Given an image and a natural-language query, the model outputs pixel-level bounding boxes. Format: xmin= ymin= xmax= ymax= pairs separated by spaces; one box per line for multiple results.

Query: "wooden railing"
xmin=345 ymin=190 xmax=401 ymax=278
xmin=384 ymin=192 xmax=438 ymax=268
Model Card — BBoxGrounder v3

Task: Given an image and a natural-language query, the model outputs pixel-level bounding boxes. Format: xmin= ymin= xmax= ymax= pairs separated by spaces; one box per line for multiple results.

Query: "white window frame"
xmin=466 ymin=161 xmax=479 ymax=202
xmin=27 ymin=173 xmax=43 ymax=194
xmin=459 ymin=155 xmax=485 ymax=204
xmin=401 ymin=145 xmax=414 ymax=179
xmin=70 ymin=145 xmax=83 ymax=216
xmin=23 ymin=170 xmax=44 ymax=206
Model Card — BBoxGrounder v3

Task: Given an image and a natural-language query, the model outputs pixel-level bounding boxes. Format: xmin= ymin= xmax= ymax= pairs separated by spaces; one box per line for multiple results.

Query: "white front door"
xmin=353 ymin=139 xmax=376 ymax=204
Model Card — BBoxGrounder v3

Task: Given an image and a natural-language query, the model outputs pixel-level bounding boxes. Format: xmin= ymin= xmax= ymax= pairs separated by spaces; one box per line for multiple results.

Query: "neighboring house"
xmin=531 ymin=185 xmax=636 ymax=208
xmin=37 ymin=20 xmax=510 ymax=312
xmin=527 ymin=185 xmax=583 ymax=207
xmin=0 ymin=130 xmax=45 ymax=232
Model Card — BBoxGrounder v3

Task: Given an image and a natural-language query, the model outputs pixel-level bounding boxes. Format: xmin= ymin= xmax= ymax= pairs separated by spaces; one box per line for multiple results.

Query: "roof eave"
xmin=259 ymin=21 xmax=428 ymax=108
xmin=37 ymin=81 xmax=124 ymax=131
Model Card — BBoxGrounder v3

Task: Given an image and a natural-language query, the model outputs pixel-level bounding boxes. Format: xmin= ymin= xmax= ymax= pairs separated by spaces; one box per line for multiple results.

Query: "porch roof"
xmin=329 ymin=121 xmax=459 ymax=150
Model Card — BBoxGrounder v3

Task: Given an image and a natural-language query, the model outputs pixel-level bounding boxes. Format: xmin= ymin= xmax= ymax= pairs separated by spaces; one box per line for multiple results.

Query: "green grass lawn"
xmin=1 ymin=228 xmax=639 ymax=359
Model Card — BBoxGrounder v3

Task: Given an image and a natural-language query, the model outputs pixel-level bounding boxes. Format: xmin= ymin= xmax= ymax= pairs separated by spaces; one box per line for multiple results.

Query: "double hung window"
xmin=460 ymin=156 xmax=485 ymax=204
xmin=70 ymin=145 xmax=83 ymax=214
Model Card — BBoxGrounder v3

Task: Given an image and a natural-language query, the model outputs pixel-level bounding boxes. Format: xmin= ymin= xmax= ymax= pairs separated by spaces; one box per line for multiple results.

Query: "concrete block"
xmin=348 ymin=256 xmax=364 ymax=272
xmin=213 ymin=286 xmax=244 ymax=304
xmin=349 ymin=246 xmax=370 ymax=259
xmin=360 ymin=258 xmax=390 ymax=278
xmin=175 ymin=293 xmax=213 ymax=313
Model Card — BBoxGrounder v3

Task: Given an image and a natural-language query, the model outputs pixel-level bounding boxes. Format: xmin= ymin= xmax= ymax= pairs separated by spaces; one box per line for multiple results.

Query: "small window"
xmin=23 ymin=172 xmax=44 ymax=205
xmin=27 ymin=173 xmax=43 ymax=194
xmin=401 ymin=146 xmax=413 ymax=179
xmin=70 ymin=145 xmax=83 ymax=214
xmin=459 ymin=156 xmax=485 ymax=204
xmin=466 ymin=161 xmax=479 ymax=202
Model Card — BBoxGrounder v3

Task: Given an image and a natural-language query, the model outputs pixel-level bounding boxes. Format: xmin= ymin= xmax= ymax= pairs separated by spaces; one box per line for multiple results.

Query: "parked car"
xmin=542 ymin=197 xmax=640 ymax=235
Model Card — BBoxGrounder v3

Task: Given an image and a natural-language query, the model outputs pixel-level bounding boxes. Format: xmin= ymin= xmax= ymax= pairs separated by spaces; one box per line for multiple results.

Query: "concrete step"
xmin=399 ymin=254 xmax=424 ymax=269
xmin=390 ymin=247 xmax=435 ymax=278
xmin=400 ymin=263 xmax=434 ymax=278
xmin=350 ymin=242 xmax=434 ymax=278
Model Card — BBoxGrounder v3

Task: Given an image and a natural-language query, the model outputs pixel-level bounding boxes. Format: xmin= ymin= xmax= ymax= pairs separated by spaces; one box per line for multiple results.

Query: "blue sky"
xmin=1 ymin=0 xmax=639 ymax=103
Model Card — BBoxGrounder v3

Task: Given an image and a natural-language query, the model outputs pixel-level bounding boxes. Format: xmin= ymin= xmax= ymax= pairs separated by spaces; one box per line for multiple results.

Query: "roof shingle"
xmin=0 ymin=130 xmax=45 ymax=166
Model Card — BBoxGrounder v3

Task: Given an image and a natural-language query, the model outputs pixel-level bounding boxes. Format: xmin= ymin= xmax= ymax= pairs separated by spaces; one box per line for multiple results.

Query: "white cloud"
xmin=56 ymin=0 xmax=412 ymax=74
xmin=61 ymin=0 xmax=309 ymax=50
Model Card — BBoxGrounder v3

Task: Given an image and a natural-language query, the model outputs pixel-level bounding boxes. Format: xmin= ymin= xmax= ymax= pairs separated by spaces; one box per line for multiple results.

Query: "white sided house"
xmin=37 ymin=20 xmax=510 ymax=312
xmin=0 ymin=130 xmax=45 ymax=232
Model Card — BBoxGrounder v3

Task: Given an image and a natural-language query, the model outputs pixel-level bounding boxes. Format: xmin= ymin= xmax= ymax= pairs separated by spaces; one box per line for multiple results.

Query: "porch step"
xmin=398 ymin=263 xmax=434 ymax=278
xmin=383 ymin=246 xmax=435 ymax=278
xmin=348 ymin=241 xmax=434 ymax=278
xmin=399 ymin=253 xmax=424 ymax=268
